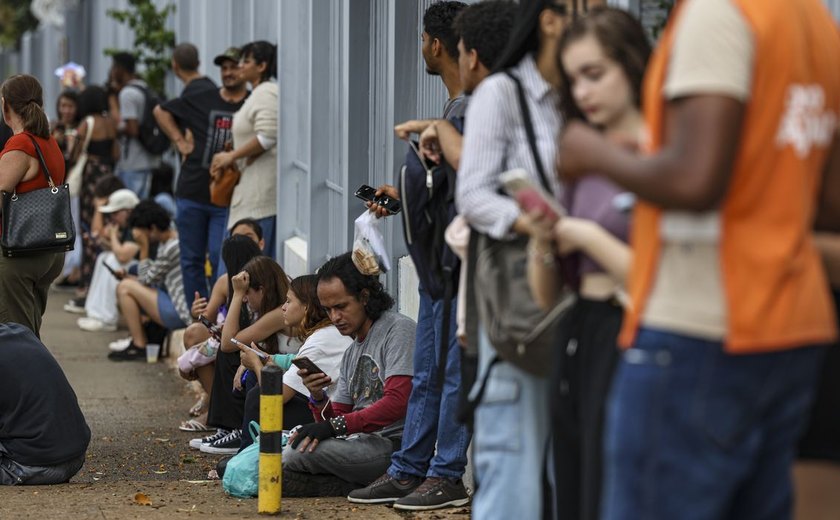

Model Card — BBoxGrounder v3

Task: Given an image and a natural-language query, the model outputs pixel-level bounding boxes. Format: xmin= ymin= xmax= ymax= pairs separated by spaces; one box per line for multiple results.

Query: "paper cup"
xmin=146 ymin=343 xmax=161 ymax=364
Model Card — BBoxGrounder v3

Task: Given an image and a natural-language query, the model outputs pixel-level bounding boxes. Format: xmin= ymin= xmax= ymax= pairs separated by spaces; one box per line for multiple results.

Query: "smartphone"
xmin=354 ymin=184 xmax=403 ymax=215
xmin=102 ymin=262 xmax=124 ymax=280
xmin=230 ymin=337 xmax=269 ymax=359
xmin=198 ymin=314 xmax=222 ymax=339
xmin=500 ymin=168 xmax=566 ymax=221
xmin=291 ymin=356 xmax=325 ymax=376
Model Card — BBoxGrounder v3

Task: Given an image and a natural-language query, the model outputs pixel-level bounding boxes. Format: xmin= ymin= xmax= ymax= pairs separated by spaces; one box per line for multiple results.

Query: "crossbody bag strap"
xmin=81 ymin=115 xmax=95 ymax=152
xmin=25 ymin=134 xmax=56 ymax=189
xmin=504 ymin=70 xmax=552 ymax=194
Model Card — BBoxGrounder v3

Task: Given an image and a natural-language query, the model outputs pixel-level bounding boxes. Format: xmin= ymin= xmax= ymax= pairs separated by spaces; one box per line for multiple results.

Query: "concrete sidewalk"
xmin=0 ymin=290 xmax=469 ymax=519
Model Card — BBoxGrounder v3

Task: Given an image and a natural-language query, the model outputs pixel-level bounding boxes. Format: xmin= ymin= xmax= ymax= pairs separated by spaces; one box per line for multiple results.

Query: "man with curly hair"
xmin=282 ymin=252 xmax=416 ymax=497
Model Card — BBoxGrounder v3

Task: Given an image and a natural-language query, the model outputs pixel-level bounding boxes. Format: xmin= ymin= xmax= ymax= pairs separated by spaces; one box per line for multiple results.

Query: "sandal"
xmin=179 ymin=419 xmax=213 ymax=432
xmin=189 ymin=396 xmax=207 ymax=417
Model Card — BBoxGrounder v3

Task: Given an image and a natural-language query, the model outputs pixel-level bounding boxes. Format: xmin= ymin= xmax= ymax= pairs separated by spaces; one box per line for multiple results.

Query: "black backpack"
xmin=127 ymin=83 xmax=170 ymax=155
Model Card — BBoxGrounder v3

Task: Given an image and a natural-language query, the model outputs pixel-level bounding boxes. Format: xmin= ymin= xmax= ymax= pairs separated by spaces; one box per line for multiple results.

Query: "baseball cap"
xmin=213 ymin=47 xmax=241 ymax=66
xmin=99 ymin=189 xmax=140 ymax=214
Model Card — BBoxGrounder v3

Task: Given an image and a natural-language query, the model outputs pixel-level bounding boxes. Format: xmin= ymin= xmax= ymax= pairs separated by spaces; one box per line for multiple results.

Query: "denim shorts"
xmin=157 ymin=289 xmax=187 ymax=330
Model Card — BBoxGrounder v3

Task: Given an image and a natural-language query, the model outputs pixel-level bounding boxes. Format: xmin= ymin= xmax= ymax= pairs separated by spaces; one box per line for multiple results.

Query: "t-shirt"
xmin=160 ymin=79 xmax=247 ymax=204
xmin=331 ymin=310 xmax=416 ymax=438
xmin=641 ymin=0 xmax=753 ymax=340
xmin=118 ymin=79 xmax=159 ymax=172
xmin=284 ymin=325 xmax=353 ymax=397
xmin=0 ymin=324 xmax=90 ymax=466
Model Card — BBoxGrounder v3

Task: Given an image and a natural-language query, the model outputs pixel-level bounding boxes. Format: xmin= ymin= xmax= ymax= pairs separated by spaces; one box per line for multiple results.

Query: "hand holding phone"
xmin=230 ymin=337 xmax=269 ymax=359
xmin=355 ymin=184 xmax=402 ymax=215
xmin=500 ymin=169 xmax=565 ymax=222
xmin=292 ymin=356 xmax=326 ymax=376
xmin=198 ymin=314 xmax=222 ymax=339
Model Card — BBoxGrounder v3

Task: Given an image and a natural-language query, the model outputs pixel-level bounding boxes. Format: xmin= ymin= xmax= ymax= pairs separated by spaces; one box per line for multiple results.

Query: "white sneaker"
xmin=189 ymin=429 xmax=229 ymax=450
xmin=78 ymin=317 xmax=117 ymax=333
xmin=108 ymin=337 xmax=132 ymax=352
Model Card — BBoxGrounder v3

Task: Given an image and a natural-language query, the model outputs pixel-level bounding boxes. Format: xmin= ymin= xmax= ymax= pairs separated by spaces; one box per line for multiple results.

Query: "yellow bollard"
xmin=258 ymin=365 xmax=283 ymax=514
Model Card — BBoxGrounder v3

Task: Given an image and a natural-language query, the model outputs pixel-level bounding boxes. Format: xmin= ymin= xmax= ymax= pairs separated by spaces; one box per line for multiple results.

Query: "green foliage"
xmin=651 ymin=0 xmax=675 ymax=39
xmin=0 ymin=0 xmax=39 ymax=49
xmin=104 ymin=0 xmax=175 ymax=95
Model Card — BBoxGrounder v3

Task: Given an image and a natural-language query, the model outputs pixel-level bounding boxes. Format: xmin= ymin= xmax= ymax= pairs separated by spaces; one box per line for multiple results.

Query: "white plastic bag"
xmin=352 ymin=211 xmax=391 ymax=275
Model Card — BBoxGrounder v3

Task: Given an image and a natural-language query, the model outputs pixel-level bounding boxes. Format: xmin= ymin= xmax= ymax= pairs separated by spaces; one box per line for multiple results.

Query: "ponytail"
xmin=241 ymin=41 xmax=278 ymax=82
xmin=1 ymin=75 xmax=50 ymax=138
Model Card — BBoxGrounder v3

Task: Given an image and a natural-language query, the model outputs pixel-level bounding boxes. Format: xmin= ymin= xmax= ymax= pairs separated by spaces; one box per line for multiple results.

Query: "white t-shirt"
xmin=283 ymin=325 xmax=352 ymax=397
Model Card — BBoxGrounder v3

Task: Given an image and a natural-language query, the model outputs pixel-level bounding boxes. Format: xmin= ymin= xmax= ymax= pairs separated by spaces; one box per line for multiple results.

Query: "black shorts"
xmin=798 ymin=290 xmax=840 ymax=462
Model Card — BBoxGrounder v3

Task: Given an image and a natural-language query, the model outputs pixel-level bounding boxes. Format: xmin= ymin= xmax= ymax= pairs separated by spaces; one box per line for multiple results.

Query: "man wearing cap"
xmin=77 ymin=188 xmax=141 ymax=332
xmin=153 ymin=44 xmax=249 ymax=309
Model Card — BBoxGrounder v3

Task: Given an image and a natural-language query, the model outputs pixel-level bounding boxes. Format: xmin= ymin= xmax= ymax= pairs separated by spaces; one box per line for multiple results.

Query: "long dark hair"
xmin=316 ymin=252 xmax=394 ymax=321
xmin=2 ymin=75 xmax=50 ymax=138
xmin=77 ymin=86 xmax=110 ymax=119
xmin=289 ymin=274 xmax=331 ymax=341
xmin=55 ymin=89 xmax=80 ymax=126
xmin=241 ymin=41 xmax=277 ymax=82
xmin=243 ymin=256 xmax=290 ymax=354
xmin=222 ymin=235 xmax=263 ymax=333
xmin=557 ymin=6 xmax=651 ymax=123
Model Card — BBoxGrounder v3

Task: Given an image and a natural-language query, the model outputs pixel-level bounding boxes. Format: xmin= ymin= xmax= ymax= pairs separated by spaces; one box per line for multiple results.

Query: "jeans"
xmin=175 ymin=198 xmax=228 ymax=305
xmin=388 ymin=290 xmax=470 ymax=481
xmin=283 ymin=433 xmax=395 ymax=485
xmin=472 ymin=328 xmax=551 ymax=520
xmin=254 ymin=215 xmax=276 ymax=259
xmin=117 ymin=169 xmax=152 ymax=199
xmin=0 ymin=453 xmax=85 ymax=485
xmin=601 ymin=328 xmax=824 ymax=520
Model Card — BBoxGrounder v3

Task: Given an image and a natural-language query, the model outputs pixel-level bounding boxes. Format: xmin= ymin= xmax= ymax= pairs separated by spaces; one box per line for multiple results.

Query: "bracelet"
xmin=308 ymin=390 xmax=327 ymax=407
xmin=527 ymin=242 xmax=556 ymax=266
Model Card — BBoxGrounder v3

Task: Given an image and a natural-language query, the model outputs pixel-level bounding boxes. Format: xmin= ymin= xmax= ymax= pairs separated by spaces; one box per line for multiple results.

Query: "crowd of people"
xmin=0 ymin=0 xmax=839 ymax=519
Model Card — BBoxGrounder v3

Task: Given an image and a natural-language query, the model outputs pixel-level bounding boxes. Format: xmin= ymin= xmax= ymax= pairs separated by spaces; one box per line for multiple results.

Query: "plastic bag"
xmin=352 ymin=211 xmax=391 ymax=275
xmin=222 ymin=421 xmax=261 ymax=498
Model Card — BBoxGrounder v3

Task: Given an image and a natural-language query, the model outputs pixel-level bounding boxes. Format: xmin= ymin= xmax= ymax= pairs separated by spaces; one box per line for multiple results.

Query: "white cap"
xmin=99 ymin=189 xmax=140 ymax=214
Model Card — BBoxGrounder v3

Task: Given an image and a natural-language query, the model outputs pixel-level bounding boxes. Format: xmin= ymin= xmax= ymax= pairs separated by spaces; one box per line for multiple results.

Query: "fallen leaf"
xmin=154 ymin=438 xmax=170 ymax=442
xmin=133 ymin=492 xmax=152 ymax=506
xmin=153 ymin=470 xmax=168 ymax=474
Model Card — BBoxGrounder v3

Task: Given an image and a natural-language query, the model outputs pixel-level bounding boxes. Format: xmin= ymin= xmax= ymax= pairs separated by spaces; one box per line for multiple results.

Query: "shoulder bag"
xmin=210 ymin=141 xmax=241 ymax=207
xmin=66 ymin=115 xmax=94 ymax=197
xmin=0 ymin=135 xmax=76 ymax=257
xmin=470 ymin=71 xmax=576 ymax=378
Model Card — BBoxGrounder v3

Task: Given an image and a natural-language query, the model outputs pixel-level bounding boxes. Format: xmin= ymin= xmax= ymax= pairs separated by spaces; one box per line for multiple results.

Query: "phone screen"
xmin=354 ymin=185 xmax=378 ymax=202
xmin=198 ymin=315 xmax=221 ymax=338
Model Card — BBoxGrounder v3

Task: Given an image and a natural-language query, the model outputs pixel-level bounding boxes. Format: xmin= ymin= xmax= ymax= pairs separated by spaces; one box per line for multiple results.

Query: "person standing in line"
xmin=211 ymin=41 xmax=278 ymax=258
xmin=154 ymin=44 xmax=249 ymax=308
xmin=557 ymin=0 xmax=840 ymax=518
xmin=0 ymin=74 xmax=67 ymax=337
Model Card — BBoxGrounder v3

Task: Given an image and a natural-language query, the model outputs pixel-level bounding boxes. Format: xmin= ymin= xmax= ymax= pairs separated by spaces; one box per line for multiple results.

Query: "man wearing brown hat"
xmin=153 ymin=44 xmax=249 ymax=308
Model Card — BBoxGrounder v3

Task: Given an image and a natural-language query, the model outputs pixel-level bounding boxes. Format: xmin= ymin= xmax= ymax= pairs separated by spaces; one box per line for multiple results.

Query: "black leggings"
xmin=240 ymin=370 xmax=313 ymax=450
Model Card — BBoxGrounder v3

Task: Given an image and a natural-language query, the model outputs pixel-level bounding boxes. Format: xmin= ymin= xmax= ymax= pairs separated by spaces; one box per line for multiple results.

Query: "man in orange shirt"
xmin=557 ymin=0 xmax=840 ymax=518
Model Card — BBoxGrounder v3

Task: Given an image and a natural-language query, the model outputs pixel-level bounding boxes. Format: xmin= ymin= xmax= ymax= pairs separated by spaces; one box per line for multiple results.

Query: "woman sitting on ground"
xmin=236 ymin=274 xmax=354 ymax=448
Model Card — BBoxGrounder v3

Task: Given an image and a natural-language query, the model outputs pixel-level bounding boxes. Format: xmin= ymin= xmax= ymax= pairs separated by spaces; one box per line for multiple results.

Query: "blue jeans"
xmin=602 ymin=328 xmax=824 ymax=520
xmin=117 ymin=169 xmax=152 ymax=199
xmin=387 ymin=290 xmax=470 ymax=481
xmin=176 ymin=198 xmax=227 ymax=305
xmin=254 ymin=215 xmax=276 ymax=259
xmin=471 ymin=328 xmax=551 ymax=519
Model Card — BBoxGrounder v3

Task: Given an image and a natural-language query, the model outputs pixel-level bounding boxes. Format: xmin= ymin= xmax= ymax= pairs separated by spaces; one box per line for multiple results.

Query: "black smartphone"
xmin=102 ymin=262 xmax=124 ymax=280
xmin=198 ymin=314 xmax=222 ymax=339
xmin=291 ymin=356 xmax=325 ymax=376
xmin=354 ymin=184 xmax=378 ymax=203
xmin=354 ymin=184 xmax=402 ymax=215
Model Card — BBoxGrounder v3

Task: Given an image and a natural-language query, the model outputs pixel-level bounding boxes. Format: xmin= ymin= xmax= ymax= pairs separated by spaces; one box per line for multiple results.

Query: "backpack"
xmin=127 ymin=83 xmax=170 ymax=155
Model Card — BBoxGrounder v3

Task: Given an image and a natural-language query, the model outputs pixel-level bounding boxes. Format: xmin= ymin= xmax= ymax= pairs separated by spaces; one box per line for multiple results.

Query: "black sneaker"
xmin=200 ymin=429 xmax=242 ymax=455
xmin=392 ymin=477 xmax=471 ymax=511
xmin=107 ymin=344 xmax=146 ymax=362
xmin=189 ymin=429 xmax=230 ymax=450
xmin=283 ymin=469 xmax=359 ymax=497
xmin=347 ymin=473 xmax=422 ymax=504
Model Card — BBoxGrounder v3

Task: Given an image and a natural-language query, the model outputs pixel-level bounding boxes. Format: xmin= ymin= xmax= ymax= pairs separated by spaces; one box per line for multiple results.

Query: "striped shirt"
xmin=137 ymin=237 xmax=191 ymax=324
xmin=455 ymin=54 xmax=563 ymax=239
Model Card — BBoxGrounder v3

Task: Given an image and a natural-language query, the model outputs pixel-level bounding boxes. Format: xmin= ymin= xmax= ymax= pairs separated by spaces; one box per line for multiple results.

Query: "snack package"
xmin=352 ymin=211 xmax=391 ymax=275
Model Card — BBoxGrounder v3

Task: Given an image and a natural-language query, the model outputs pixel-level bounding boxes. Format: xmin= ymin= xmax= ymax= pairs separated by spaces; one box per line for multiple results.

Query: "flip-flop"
xmin=179 ymin=419 xmax=213 ymax=432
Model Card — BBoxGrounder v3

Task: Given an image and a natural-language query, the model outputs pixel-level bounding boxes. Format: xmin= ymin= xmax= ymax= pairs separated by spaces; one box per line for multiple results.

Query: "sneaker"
xmin=106 ymin=344 xmax=146 ymax=362
xmin=347 ymin=473 xmax=422 ymax=504
xmin=393 ymin=477 xmax=471 ymax=511
xmin=78 ymin=317 xmax=117 ymax=332
xmin=63 ymin=297 xmax=86 ymax=314
xmin=199 ymin=429 xmax=242 ymax=455
xmin=108 ymin=337 xmax=133 ymax=352
xmin=189 ymin=429 xmax=230 ymax=450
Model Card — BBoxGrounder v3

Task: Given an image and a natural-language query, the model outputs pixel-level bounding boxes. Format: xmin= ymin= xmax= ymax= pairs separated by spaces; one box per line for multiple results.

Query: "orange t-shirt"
xmin=1 ymin=132 xmax=66 ymax=194
xmin=620 ymin=0 xmax=840 ymax=353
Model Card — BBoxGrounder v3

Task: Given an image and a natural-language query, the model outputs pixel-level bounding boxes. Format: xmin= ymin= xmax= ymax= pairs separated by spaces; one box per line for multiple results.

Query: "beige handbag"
xmin=66 ymin=115 xmax=94 ymax=197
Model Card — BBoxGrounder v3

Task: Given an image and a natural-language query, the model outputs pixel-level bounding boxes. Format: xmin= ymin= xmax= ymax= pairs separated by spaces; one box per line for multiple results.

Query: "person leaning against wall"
xmin=0 ymin=74 xmax=67 ymax=337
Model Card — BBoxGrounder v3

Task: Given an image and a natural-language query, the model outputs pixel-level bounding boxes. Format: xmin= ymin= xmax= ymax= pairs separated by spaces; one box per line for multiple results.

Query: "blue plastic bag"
xmin=222 ymin=421 xmax=260 ymax=498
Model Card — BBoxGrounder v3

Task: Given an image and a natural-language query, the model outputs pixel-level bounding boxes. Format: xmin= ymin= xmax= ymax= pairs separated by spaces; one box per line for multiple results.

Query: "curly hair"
xmin=289 ymin=274 xmax=331 ymax=341
xmin=453 ymin=0 xmax=518 ymax=71
xmin=316 ymin=252 xmax=394 ymax=321
xmin=127 ymin=200 xmax=171 ymax=231
xmin=423 ymin=1 xmax=468 ymax=59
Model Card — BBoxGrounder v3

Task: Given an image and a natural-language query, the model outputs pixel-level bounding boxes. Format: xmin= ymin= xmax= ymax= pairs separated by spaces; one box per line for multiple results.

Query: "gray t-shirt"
xmin=331 ymin=310 xmax=416 ymax=438
xmin=118 ymin=79 xmax=159 ymax=172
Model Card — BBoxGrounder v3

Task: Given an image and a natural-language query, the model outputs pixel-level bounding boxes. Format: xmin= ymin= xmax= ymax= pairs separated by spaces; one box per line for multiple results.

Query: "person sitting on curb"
xmin=0 ymin=323 xmax=90 ymax=485
xmin=107 ymin=200 xmax=191 ymax=361
xmin=282 ymin=252 xmax=416 ymax=497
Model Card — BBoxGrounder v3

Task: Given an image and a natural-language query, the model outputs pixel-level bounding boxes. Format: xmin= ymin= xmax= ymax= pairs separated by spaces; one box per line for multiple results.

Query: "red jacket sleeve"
xmin=308 ymin=375 xmax=412 ymax=434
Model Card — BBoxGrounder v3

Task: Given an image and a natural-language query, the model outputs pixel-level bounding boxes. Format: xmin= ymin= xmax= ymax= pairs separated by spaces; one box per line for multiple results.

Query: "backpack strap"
xmin=504 ymin=71 xmax=553 ymax=194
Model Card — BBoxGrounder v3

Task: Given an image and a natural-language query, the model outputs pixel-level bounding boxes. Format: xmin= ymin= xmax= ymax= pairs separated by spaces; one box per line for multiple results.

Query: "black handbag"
xmin=0 ymin=135 xmax=75 ymax=257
